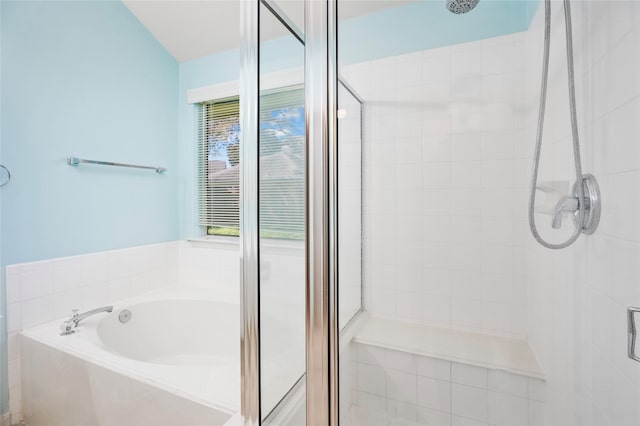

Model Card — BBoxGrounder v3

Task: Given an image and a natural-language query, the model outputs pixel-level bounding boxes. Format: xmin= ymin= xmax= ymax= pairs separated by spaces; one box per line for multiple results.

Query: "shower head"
xmin=446 ymin=0 xmax=479 ymax=14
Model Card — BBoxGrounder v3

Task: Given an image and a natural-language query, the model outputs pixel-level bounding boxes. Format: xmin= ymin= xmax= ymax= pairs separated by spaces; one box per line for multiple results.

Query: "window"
xmin=198 ymin=96 xmax=240 ymax=236
xmin=197 ymin=85 xmax=304 ymax=239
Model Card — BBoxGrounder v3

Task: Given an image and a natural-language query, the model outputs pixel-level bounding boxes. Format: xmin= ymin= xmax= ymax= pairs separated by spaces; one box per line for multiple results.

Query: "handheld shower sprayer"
xmin=528 ymin=0 xmax=600 ymax=249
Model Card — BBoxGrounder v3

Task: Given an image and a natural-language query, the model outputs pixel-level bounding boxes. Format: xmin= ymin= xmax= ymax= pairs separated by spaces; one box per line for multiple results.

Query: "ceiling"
xmin=122 ymin=0 xmax=413 ymax=62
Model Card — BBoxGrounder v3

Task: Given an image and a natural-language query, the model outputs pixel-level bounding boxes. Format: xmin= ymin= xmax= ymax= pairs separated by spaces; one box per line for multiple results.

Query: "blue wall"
xmin=0 ymin=1 xmax=5 ymax=416
xmin=0 ymin=1 xmax=179 ymax=414
xmin=339 ymin=0 xmax=539 ymax=64
xmin=1 ymin=1 xmax=179 ymax=266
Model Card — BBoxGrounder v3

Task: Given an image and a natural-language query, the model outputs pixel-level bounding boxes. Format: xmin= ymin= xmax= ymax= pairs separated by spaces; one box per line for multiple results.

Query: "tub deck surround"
xmin=355 ymin=317 xmax=544 ymax=380
xmin=21 ymin=286 xmax=241 ymax=415
xmin=21 ymin=337 xmax=232 ymax=426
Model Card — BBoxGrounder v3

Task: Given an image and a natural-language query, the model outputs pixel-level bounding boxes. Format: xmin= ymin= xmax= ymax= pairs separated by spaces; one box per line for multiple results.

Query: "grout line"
xmin=449 ymin=361 xmax=453 ymax=426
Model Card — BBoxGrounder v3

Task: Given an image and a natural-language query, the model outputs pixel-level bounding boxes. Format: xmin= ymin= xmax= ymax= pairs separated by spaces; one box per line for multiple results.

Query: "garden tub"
xmin=20 ymin=287 xmax=240 ymax=426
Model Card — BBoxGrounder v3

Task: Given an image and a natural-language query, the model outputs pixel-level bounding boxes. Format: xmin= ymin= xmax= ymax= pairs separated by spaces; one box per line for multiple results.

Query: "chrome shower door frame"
xmin=305 ymin=0 xmax=339 ymax=424
xmin=239 ymin=0 xmax=261 ymax=424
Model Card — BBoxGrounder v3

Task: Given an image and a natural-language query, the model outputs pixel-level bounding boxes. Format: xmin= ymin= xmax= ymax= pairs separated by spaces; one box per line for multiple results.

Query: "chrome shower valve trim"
xmin=550 ymin=174 xmax=600 ymax=234
xmin=571 ymin=174 xmax=600 ymax=234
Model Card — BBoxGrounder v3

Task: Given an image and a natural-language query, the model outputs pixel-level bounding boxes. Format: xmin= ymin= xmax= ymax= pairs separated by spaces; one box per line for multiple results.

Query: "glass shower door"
xmin=242 ymin=1 xmax=362 ymax=424
xmin=257 ymin=1 xmax=307 ymax=423
xmin=240 ymin=0 xmax=306 ymax=422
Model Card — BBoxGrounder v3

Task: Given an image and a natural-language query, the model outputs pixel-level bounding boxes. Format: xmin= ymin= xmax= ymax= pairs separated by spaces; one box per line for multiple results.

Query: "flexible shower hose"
xmin=528 ymin=0 xmax=586 ymax=249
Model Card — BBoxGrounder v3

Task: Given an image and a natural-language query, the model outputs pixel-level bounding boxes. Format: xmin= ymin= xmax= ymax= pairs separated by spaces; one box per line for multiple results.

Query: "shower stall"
xmin=1 ymin=0 xmax=639 ymax=425
xmin=240 ymin=0 xmax=640 ymax=424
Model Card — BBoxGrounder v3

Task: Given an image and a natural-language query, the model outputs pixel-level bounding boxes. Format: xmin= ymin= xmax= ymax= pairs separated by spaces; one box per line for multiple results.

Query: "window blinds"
xmin=198 ymin=97 xmax=240 ymax=234
xmin=197 ymin=85 xmax=304 ymax=238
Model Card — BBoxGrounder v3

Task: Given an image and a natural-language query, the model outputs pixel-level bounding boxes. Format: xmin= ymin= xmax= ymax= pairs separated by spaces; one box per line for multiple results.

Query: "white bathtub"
xmin=21 ymin=287 xmax=241 ymax=426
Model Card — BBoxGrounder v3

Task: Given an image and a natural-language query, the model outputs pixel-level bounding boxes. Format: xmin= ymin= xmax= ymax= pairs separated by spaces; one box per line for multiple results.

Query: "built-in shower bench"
xmin=350 ymin=316 xmax=546 ymax=425
xmin=354 ymin=316 xmax=544 ymax=379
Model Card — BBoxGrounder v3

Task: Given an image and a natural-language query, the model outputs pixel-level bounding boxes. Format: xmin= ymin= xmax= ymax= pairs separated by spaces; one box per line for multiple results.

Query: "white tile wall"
xmin=338 ymin=85 xmax=364 ymax=331
xmin=177 ymin=239 xmax=240 ymax=299
xmin=340 ymin=341 xmax=357 ymax=424
xmin=523 ymin=1 xmax=640 ymax=425
xmin=353 ymin=342 xmax=545 ymax=426
xmin=6 ymin=242 xmax=179 ymax=330
xmin=342 ymin=31 xmax=528 ymax=338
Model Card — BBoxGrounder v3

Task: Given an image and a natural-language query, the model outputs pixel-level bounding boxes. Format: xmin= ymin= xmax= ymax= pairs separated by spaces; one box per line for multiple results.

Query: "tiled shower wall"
xmin=352 ymin=342 xmax=545 ymax=426
xmin=524 ymin=2 xmax=640 ymax=425
xmin=342 ymin=31 xmax=530 ymax=338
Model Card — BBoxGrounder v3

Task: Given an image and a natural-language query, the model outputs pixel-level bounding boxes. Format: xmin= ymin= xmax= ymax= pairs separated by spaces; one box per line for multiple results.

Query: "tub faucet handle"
xmin=60 ymin=309 xmax=80 ymax=335
xmin=60 ymin=317 xmax=76 ymax=336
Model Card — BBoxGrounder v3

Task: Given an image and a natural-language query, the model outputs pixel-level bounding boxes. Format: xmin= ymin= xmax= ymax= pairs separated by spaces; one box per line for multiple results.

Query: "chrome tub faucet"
xmin=60 ymin=305 xmax=113 ymax=335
